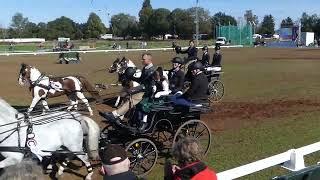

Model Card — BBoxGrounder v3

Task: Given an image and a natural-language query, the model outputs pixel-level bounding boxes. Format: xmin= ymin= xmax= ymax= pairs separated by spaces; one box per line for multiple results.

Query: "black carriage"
xmin=58 ymin=52 xmax=81 ymax=64
xmin=99 ymin=98 xmax=212 ymax=177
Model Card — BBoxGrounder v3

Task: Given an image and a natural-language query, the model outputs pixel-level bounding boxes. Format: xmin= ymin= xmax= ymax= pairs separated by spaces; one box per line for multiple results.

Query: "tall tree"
xmin=212 ymin=12 xmax=237 ymax=26
xmin=259 ymin=15 xmax=275 ymax=34
xmin=84 ymin=13 xmax=106 ymax=39
xmin=281 ymin=17 xmax=294 ymax=28
xmin=139 ymin=0 xmax=153 ymax=38
xmin=300 ymin=12 xmax=320 ymax=38
xmin=47 ymin=16 xmax=77 ymax=40
xmin=149 ymin=8 xmax=171 ymax=37
xmin=186 ymin=7 xmax=212 ymax=36
xmin=111 ymin=13 xmax=138 ymax=39
xmin=23 ymin=22 xmax=39 ymax=38
xmin=169 ymin=8 xmax=194 ymax=39
xmin=37 ymin=22 xmax=47 ymax=39
xmin=10 ymin=13 xmax=29 ymax=38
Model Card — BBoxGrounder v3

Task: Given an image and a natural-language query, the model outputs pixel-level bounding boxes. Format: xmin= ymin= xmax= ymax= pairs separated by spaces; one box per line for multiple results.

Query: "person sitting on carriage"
xmin=137 ymin=67 xmax=171 ymax=131
xmin=170 ymin=62 xmax=209 ymax=107
xmin=99 ymin=53 xmax=155 ymax=125
xmin=168 ymin=57 xmax=185 ymax=95
xmin=179 ymin=40 xmax=198 ymax=63
xmin=200 ymin=46 xmax=210 ymax=67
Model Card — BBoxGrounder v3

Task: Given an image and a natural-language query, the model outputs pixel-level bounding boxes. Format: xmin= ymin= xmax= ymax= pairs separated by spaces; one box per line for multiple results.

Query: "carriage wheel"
xmin=208 ymin=80 xmax=224 ymax=102
xmin=126 ymin=138 xmax=158 ymax=177
xmin=173 ymin=120 xmax=211 ymax=156
xmin=152 ymin=119 xmax=174 ymax=151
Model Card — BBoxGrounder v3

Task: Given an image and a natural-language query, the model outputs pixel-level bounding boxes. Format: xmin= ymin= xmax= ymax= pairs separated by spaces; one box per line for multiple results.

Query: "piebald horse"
xmin=18 ymin=63 xmax=100 ymax=116
xmin=0 ymin=98 xmax=100 ymax=180
xmin=109 ymin=57 xmax=141 ymax=107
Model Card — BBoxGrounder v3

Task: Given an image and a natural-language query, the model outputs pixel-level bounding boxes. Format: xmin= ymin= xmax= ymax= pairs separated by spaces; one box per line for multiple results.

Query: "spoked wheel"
xmin=126 ymin=138 xmax=158 ymax=177
xmin=173 ymin=120 xmax=211 ymax=156
xmin=152 ymin=119 xmax=174 ymax=151
xmin=208 ymin=80 xmax=224 ymax=102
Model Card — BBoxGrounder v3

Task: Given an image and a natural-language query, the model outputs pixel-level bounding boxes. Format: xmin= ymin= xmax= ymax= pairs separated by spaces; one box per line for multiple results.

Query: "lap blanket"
xmin=138 ymin=97 xmax=164 ymax=113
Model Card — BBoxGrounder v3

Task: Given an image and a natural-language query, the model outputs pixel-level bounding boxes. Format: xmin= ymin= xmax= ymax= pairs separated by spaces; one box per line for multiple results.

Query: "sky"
xmin=0 ymin=0 xmax=319 ymax=28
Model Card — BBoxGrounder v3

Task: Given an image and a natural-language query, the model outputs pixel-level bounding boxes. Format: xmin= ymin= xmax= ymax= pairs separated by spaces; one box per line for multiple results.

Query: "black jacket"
xmin=212 ymin=53 xmax=222 ymax=67
xmin=201 ymin=53 xmax=210 ymax=67
xmin=183 ymin=72 xmax=208 ymax=101
xmin=132 ymin=64 xmax=155 ymax=97
xmin=104 ymin=171 xmax=137 ymax=180
xmin=168 ymin=69 xmax=185 ymax=93
xmin=181 ymin=46 xmax=198 ymax=61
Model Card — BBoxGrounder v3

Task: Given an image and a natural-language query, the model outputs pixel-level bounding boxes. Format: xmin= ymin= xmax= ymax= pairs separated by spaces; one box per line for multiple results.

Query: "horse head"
xmin=18 ymin=63 xmax=42 ymax=86
xmin=109 ymin=58 xmax=120 ymax=73
xmin=18 ymin=63 xmax=31 ymax=86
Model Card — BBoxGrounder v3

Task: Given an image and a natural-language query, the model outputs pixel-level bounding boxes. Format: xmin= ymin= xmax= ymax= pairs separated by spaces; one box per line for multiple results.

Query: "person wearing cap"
xmin=211 ymin=44 xmax=222 ymax=72
xmin=180 ymin=40 xmax=198 ymax=62
xmin=168 ymin=57 xmax=185 ymax=94
xmin=170 ymin=61 xmax=208 ymax=107
xmin=164 ymin=137 xmax=217 ymax=180
xmin=99 ymin=144 xmax=137 ymax=180
xmin=200 ymin=46 xmax=210 ymax=67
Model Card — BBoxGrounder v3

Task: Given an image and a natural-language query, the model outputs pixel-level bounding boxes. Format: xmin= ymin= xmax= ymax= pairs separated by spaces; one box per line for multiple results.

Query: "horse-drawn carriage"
xmin=58 ymin=51 xmax=81 ymax=64
xmin=99 ymin=97 xmax=212 ymax=177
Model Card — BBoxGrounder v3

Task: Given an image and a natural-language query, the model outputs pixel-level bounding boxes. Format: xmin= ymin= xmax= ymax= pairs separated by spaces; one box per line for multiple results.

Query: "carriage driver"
xmin=170 ymin=62 xmax=209 ymax=107
xmin=168 ymin=57 xmax=185 ymax=94
xmin=100 ymin=53 xmax=155 ymax=125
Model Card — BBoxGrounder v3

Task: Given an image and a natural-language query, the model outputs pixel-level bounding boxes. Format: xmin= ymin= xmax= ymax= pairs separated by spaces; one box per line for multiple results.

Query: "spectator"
xmin=164 ymin=138 xmax=217 ymax=180
xmin=99 ymin=144 xmax=137 ymax=180
xmin=0 ymin=159 xmax=45 ymax=180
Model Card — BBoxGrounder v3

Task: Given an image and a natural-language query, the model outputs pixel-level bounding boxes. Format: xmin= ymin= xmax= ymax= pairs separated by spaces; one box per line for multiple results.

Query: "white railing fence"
xmin=217 ymin=141 xmax=320 ymax=179
xmin=0 ymin=45 xmax=243 ymax=56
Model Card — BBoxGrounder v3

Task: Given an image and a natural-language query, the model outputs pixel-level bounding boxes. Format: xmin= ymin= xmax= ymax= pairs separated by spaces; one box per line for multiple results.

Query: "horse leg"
xmin=0 ymin=153 xmax=24 ymax=168
xmin=114 ymin=95 xmax=121 ymax=107
xmin=76 ymin=92 xmax=93 ymax=116
xmin=67 ymin=94 xmax=77 ymax=111
xmin=76 ymin=154 xmax=93 ymax=180
xmin=28 ymin=96 xmax=41 ymax=114
xmin=41 ymin=99 xmax=50 ymax=114
xmin=57 ymin=158 xmax=70 ymax=176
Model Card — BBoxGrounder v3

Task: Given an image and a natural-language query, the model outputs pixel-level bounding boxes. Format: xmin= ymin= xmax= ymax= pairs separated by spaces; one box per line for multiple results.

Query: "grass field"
xmin=1 ymin=48 xmax=320 ymax=179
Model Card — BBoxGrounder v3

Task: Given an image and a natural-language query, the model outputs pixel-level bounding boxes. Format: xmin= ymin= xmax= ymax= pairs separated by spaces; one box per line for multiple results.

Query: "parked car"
xmin=216 ymin=37 xmax=227 ymax=45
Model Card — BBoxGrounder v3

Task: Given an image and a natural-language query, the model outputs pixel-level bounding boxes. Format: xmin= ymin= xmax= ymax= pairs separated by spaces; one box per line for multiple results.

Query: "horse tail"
xmin=77 ymin=76 xmax=101 ymax=101
xmin=81 ymin=116 xmax=100 ymax=160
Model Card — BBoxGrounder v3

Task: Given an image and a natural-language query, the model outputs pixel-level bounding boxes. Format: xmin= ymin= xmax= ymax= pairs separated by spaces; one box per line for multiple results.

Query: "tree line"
xmin=1 ymin=0 xmax=320 ymax=40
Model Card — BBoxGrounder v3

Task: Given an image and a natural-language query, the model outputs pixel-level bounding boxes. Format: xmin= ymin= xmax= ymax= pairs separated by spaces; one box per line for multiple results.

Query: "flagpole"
xmin=195 ymin=0 xmax=199 ymax=45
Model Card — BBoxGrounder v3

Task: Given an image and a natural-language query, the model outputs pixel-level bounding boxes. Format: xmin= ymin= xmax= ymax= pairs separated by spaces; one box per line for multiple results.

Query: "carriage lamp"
xmin=135 ymin=143 xmax=140 ymax=148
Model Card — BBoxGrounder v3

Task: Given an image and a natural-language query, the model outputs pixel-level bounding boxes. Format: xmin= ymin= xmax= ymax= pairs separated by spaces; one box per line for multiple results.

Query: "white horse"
xmin=18 ymin=63 xmax=101 ymax=116
xmin=0 ymin=98 xmax=100 ymax=179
